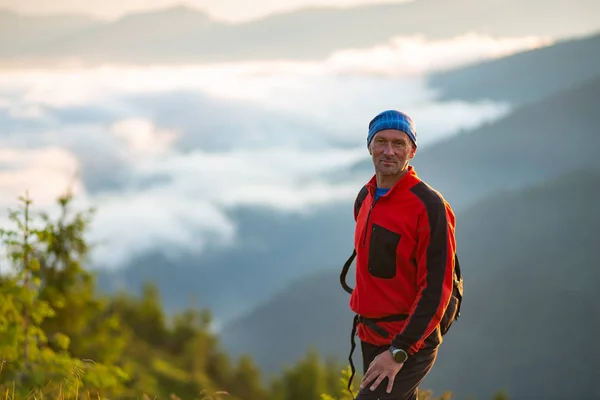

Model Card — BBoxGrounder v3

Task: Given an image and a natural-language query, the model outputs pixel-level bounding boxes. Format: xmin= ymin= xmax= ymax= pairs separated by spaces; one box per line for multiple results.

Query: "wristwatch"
xmin=389 ymin=345 xmax=409 ymax=363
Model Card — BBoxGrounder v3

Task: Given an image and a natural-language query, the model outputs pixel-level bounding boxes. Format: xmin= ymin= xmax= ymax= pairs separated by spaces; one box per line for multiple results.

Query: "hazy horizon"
xmin=0 ymin=0 xmax=412 ymax=22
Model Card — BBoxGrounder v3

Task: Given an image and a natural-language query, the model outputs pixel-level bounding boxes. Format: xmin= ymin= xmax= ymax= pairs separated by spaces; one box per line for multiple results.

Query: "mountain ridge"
xmin=1 ymin=0 xmax=599 ymax=65
xmin=428 ymin=30 xmax=600 ymax=105
xmin=406 ymin=72 xmax=600 ymax=210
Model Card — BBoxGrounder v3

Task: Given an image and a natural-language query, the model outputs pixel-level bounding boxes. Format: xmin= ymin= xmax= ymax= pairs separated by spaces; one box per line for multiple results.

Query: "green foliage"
xmin=0 ymin=192 xmax=127 ymax=398
xmin=274 ymin=348 xmax=330 ymax=400
xmin=320 ymin=365 xmax=359 ymax=400
xmin=0 ymin=191 xmax=475 ymax=400
xmin=318 ymin=366 xmax=458 ymax=400
xmin=492 ymin=390 xmax=510 ymax=400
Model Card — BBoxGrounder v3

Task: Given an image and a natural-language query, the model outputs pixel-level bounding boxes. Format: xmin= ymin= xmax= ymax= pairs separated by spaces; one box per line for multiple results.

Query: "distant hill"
xmin=0 ymin=10 xmax=101 ymax=58
xmin=219 ymin=167 xmax=600 ymax=400
xmin=428 ymin=31 xmax=600 ymax=105
xmin=1 ymin=0 xmax=600 ymax=65
xmin=350 ymin=73 xmax=600 ymax=212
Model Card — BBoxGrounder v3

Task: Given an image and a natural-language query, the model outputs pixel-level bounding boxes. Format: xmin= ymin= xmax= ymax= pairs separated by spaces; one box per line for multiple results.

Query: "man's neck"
xmin=376 ymin=167 xmax=409 ymax=189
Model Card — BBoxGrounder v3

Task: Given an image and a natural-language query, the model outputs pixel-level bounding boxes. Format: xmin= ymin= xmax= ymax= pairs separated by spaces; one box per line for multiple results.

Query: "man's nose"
xmin=383 ymin=143 xmax=394 ymax=155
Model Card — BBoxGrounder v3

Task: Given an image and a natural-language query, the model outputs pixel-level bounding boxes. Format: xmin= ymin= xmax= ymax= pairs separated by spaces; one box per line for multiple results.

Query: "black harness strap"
xmin=340 ymin=250 xmax=356 ymax=295
xmin=347 ymin=313 xmax=408 ymax=398
xmin=341 ymin=247 xmax=408 ymax=398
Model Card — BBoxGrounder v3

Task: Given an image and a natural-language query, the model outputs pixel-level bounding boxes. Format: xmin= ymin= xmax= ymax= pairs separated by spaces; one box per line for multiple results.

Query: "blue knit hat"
xmin=367 ymin=110 xmax=417 ymax=148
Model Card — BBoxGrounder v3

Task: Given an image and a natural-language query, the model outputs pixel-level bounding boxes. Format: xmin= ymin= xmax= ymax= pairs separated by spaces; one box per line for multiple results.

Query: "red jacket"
xmin=349 ymin=166 xmax=456 ymax=354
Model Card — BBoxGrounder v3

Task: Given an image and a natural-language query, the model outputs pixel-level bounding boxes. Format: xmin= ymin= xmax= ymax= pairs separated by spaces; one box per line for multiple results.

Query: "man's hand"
xmin=360 ymin=349 xmax=404 ymax=393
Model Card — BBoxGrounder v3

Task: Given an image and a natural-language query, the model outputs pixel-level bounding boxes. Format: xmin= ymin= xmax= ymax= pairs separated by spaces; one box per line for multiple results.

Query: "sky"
xmin=0 ymin=0 xmax=410 ymax=22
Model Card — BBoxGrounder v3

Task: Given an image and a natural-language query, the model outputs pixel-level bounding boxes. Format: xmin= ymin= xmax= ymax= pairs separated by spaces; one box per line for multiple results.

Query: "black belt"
xmin=347 ymin=313 xmax=408 ymax=398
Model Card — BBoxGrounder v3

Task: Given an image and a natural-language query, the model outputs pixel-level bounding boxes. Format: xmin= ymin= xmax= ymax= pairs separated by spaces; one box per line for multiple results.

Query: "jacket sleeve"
xmin=391 ymin=199 xmax=456 ymax=354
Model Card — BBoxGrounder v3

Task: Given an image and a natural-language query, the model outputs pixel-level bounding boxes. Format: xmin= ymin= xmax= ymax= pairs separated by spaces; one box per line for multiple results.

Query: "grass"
xmin=0 ymin=386 xmax=232 ymax=400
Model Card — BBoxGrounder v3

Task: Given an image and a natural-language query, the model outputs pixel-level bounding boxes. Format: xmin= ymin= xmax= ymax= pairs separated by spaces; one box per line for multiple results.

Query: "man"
xmin=348 ymin=109 xmax=458 ymax=400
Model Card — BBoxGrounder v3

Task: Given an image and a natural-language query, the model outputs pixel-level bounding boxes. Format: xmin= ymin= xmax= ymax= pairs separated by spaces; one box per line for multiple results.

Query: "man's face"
xmin=369 ymin=129 xmax=416 ymax=176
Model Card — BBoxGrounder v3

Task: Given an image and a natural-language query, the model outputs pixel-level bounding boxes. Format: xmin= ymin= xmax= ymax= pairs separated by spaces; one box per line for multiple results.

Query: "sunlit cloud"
xmin=110 ymin=118 xmax=179 ymax=157
xmin=0 ymin=97 xmax=11 ymax=109
xmin=0 ymin=146 xmax=84 ymax=274
xmin=326 ymin=33 xmax=553 ymax=75
xmin=0 ymin=33 xmax=550 ymax=109
xmin=0 ymin=146 xmax=83 ymax=209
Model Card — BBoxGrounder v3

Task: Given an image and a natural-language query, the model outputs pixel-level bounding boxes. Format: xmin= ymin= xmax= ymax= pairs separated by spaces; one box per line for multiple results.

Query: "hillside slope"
xmin=423 ymin=168 xmax=600 ymax=400
xmin=427 ymin=31 xmax=600 ymax=105
xmin=220 ymin=168 xmax=600 ymax=400
xmin=384 ymin=73 xmax=600 ymax=211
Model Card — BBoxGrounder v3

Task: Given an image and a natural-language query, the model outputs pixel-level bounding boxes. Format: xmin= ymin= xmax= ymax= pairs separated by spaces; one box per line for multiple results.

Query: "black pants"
xmin=356 ymin=341 xmax=438 ymax=400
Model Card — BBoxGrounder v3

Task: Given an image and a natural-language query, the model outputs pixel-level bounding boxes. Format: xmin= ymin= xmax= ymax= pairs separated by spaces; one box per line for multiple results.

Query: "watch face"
xmin=393 ymin=349 xmax=408 ymax=363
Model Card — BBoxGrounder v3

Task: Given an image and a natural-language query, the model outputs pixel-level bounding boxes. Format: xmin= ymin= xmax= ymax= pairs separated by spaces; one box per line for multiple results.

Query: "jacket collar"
xmin=365 ymin=165 xmax=420 ymax=199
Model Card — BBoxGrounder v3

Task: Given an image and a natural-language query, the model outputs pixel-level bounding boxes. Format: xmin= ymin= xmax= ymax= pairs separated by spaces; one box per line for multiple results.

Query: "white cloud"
xmin=326 ymin=33 xmax=553 ymax=76
xmin=149 ymin=146 xmax=368 ymax=202
xmin=0 ymin=134 xmax=369 ymax=268
xmin=0 ymin=38 xmax=518 ymax=152
xmin=8 ymin=104 xmax=49 ymax=119
xmin=0 ymin=146 xmax=83 ymax=209
xmin=403 ymin=100 xmax=511 ymax=146
xmin=0 ymin=33 xmax=550 ymax=110
xmin=87 ymin=188 xmax=237 ymax=267
xmin=84 ymin=144 xmax=364 ymax=265
xmin=77 ymin=145 xmax=369 ymax=267
xmin=110 ymin=118 xmax=179 ymax=157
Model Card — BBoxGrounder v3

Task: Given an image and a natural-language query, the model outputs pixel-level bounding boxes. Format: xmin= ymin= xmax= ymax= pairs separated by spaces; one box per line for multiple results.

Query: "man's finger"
xmin=360 ymin=370 xmax=376 ymax=388
xmin=386 ymin=372 xmax=395 ymax=393
xmin=370 ymin=373 xmax=387 ymax=391
xmin=366 ymin=353 xmax=382 ymax=372
xmin=361 ymin=363 xmax=383 ymax=387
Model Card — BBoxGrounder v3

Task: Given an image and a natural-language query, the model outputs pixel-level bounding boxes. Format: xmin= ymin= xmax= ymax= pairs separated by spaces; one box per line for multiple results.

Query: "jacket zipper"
xmin=361 ymin=198 xmax=377 ymax=247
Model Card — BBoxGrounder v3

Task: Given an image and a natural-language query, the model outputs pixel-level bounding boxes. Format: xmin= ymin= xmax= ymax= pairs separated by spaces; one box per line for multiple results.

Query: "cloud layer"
xmin=0 ymin=33 xmax=537 ymax=268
